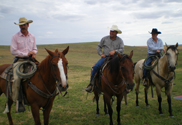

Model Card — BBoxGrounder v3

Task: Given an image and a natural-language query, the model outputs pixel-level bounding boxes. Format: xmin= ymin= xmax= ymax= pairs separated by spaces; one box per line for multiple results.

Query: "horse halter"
xmin=166 ymin=46 xmax=178 ymax=72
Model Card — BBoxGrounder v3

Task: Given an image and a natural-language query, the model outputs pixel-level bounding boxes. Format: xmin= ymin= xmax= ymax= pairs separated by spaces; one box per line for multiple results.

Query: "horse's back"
xmin=0 ymin=64 xmax=11 ymax=74
xmin=134 ymin=59 xmax=145 ymax=83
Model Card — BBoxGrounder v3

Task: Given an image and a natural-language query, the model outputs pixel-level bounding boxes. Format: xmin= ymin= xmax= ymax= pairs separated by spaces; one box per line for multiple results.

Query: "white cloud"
xmin=0 ymin=0 xmax=182 ymax=46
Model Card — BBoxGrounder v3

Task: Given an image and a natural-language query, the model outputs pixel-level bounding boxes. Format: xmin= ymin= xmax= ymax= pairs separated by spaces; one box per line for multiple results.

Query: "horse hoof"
xmin=169 ymin=115 xmax=174 ymax=118
xmin=146 ymin=105 xmax=150 ymax=107
xmin=136 ymin=106 xmax=139 ymax=108
xmin=159 ymin=113 xmax=163 ymax=115
xmin=96 ymin=114 xmax=100 ymax=117
xmin=105 ymin=114 xmax=109 ymax=116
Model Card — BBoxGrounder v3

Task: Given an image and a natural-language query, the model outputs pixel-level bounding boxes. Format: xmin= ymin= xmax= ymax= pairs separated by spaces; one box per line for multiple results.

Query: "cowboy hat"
xmin=14 ymin=17 xmax=33 ymax=25
xmin=110 ymin=25 xmax=122 ymax=34
xmin=149 ymin=28 xmax=161 ymax=34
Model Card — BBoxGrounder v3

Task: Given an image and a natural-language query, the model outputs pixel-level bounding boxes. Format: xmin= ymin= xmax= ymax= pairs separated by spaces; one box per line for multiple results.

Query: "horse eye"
xmin=166 ymin=53 xmax=169 ymax=56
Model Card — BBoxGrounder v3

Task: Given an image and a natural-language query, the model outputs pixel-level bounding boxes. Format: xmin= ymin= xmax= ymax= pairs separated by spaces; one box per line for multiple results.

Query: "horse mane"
xmin=108 ymin=54 xmax=131 ymax=74
xmin=167 ymin=45 xmax=177 ymax=51
xmin=37 ymin=55 xmax=51 ymax=72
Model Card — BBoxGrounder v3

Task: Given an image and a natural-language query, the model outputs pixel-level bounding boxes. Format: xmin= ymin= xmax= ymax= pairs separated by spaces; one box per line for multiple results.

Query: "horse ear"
xmin=62 ymin=46 xmax=69 ymax=55
xmin=165 ymin=42 xmax=168 ymax=48
xmin=129 ymin=50 xmax=133 ymax=58
xmin=55 ymin=49 xmax=58 ymax=53
xmin=117 ymin=53 xmax=123 ymax=60
xmin=45 ymin=48 xmax=54 ymax=56
xmin=175 ymin=43 xmax=178 ymax=48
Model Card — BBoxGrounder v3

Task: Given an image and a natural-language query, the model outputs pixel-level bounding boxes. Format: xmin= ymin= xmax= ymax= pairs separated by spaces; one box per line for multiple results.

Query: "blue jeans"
xmin=142 ymin=54 xmax=154 ymax=79
xmin=90 ymin=57 xmax=106 ymax=82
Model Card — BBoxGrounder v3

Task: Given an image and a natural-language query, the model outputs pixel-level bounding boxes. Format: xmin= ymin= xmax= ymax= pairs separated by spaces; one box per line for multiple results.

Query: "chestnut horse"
xmin=0 ymin=46 xmax=69 ymax=125
xmin=134 ymin=43 xmax=179 ymax=117
xmin=94 ymin=51 xmax=134 ymax=125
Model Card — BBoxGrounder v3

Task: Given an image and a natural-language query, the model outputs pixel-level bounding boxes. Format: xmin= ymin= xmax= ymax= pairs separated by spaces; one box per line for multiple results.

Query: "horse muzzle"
xmin=126 ymin=82 xmax=135 ymax=91
xmin=169 ymin=66 xmax=176 ymax=72
xmin=57 ymin=82 xmax=69 ymax=92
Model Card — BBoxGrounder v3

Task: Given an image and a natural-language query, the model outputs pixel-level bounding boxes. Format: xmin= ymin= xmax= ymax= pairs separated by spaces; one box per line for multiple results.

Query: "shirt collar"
xmin=18 ymin=31 xmax=30 ymax=37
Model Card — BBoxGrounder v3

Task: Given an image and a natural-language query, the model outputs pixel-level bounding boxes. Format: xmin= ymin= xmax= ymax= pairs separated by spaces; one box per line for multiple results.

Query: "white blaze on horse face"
xmin=167 ymin=49 xmax=177 ymax=67
xmin=58 ymin=58 xmax=67 ymax=88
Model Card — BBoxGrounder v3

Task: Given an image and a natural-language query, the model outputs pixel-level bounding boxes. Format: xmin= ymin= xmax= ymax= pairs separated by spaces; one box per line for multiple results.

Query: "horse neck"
xmin=158 ymin=55 xmax=169 ymax=76
xmin=105 ymin=66 xmax=124 ymax=85
xmin=38 ymin=56 xmax=56 ymax=85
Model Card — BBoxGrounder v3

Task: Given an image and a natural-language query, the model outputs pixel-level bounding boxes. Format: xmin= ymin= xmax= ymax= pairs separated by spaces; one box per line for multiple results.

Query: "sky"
xmin=0 ymin=0 xmax=182 ymax=46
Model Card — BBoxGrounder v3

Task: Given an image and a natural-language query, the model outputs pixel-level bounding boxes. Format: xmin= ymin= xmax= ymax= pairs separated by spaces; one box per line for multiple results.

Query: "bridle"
xmin=50 ymin=54 xmax=68 ymax=96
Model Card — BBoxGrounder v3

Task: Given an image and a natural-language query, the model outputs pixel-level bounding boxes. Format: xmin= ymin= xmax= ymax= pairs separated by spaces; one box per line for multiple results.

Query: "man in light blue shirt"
xmin=143 ymin=28 xmax=165 ymax=86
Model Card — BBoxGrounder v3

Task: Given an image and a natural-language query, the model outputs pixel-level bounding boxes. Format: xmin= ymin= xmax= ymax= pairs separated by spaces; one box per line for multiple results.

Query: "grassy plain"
xmin=0 ymin=42 xmax=182 ymax=125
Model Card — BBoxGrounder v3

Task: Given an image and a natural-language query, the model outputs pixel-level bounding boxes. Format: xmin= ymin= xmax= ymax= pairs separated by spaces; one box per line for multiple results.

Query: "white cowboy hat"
xmin=14 ymin=17 xmax=33 ymax=25
xmin=110 ymin=25 xmax=122 ymax=34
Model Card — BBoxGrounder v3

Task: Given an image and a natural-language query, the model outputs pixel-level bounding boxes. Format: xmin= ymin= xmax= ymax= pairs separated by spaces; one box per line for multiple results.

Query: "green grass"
xmin=0 ymin=42 xmax=182 ymax=125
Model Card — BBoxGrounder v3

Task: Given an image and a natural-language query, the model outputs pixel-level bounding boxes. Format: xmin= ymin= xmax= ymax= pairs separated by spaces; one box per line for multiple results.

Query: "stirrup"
xmin=85 ymin=84 xmax=94 ymax=93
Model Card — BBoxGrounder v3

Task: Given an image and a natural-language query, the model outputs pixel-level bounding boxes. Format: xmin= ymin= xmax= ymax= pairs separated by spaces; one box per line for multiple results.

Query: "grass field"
xmin=0 ymin=42 xmax=182 ymax=125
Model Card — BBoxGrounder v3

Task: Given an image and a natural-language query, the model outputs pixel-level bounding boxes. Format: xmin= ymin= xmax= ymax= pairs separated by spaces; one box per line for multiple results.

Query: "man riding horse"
xmin=85 ymin=25 xmax=124 ymax=92
xmin=11 ymin=17 xmax=38 ymax=112
xmin=142 ymin=28 xmax=165 ymax=87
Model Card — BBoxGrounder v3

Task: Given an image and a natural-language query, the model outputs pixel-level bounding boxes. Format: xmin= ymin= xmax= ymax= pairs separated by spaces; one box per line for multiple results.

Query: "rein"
xmin=101 ymin=74 xmax=126 ymax=95
xmin=152 ymin=70 xmax=174 ymax=87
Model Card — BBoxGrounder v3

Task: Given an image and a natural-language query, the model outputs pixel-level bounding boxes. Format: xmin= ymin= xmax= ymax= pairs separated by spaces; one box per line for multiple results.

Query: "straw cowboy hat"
xmin=110 ymin=25 xmax=122 ymax=34
xmin=14 ymin=17 xmax=33 ymax=25
xmin=149 ymin=28 xmax=161 ymax=34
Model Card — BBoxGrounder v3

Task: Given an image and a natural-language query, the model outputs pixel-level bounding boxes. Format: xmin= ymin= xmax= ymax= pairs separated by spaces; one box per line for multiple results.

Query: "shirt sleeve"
xmin=10 ymin=35 xmax=27 ymax=57
xmin=97 ymin=37 xmax=104 ymax=56
xmin=115 ymin=39 xmax=124 ymax=54
xmin=32 ymin=36 xmax=38 ymax=54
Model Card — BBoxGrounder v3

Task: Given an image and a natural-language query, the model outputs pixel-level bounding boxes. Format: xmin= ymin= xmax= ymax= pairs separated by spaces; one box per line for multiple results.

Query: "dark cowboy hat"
xmin=149 ymin=28 xmax=161 ymax=34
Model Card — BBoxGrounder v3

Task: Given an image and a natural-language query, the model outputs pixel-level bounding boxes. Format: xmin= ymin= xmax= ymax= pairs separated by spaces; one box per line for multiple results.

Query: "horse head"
xmin=45 ymin=46 xmax=69 ymax=92
xmin=117 ymin=51 xmax=135 ymax=91
xmin=165 ymin=43 xmax=179 ymax=72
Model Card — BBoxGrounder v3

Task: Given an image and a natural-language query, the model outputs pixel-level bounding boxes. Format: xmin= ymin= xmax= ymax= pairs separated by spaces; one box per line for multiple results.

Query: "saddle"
xmin=93 ymin=56 xmax=114 ymax=91
xmin=0 ymin=58 xmax=39 ymax=105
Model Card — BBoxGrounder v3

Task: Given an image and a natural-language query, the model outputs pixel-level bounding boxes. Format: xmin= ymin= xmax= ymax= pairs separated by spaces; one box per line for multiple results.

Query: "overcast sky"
xmin=0 ymin=0 xmax=182 ymax=46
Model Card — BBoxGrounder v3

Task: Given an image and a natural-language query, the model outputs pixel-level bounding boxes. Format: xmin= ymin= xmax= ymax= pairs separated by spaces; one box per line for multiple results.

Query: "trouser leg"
xmin=86 ymin=58 xmax=105 ymax=92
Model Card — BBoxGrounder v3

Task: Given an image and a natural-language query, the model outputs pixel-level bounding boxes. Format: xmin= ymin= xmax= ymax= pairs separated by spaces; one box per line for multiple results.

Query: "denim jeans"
xmin=90 ymin=57 xmax=106 ymax=82
xmin=142 ymin=54 xmax=154 ymax=79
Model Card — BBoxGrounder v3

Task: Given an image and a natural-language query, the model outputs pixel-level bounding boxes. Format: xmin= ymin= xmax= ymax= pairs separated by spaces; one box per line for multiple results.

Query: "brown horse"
xmin=0 ymin=46 xmax=69 ymax=125
xmin=134 ymin=43 xmax=179 ymax=117
xmin=94 ymin=51 xmax=134 ymax=125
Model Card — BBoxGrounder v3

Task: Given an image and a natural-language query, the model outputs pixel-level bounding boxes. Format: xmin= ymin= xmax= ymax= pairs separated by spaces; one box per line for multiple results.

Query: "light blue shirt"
xmin=147 ymin=37 xmax=164 ymax=54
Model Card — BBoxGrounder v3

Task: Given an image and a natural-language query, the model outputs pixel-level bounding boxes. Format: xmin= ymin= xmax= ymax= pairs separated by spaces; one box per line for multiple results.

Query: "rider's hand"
xmin=163 ymin=49 xmax=165 ymax=52
xmin=28 ymin=51 xmax=36 ymax=58
xmin=109 ymin=50 xmax=115 ymax=56
xmin=156 ymin=50 xmax=160 ymax=53
xmin=101 ymin=54 xmax=106 ymax=58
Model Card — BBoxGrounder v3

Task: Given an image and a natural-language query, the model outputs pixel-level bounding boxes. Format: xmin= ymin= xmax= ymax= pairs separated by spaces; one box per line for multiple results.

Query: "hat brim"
xmin=149 ymin=31 xmax=161 ymax=34
xmin=14 ymin=20 xmax=33 ymax=25
xmin=110 ymin=30 xmax=122 ymax=34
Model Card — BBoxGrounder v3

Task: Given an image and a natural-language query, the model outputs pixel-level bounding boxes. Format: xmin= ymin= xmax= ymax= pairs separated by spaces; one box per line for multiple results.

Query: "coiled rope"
xmin=16 ymin=61 xmax=37 ymax=79
xmin=143 ymin=55 xmax=159 ymax=70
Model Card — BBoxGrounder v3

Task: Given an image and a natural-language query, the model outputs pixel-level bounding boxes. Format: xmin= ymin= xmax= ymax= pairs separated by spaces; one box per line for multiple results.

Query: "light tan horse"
xmin=134 ymin=43 xmax=179 ymax=117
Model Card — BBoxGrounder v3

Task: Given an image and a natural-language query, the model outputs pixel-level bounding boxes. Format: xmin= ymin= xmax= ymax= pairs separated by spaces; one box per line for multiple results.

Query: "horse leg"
xmin=135 ymin=79 xmax=140 ymax=107
xmin=31 ymin=104 xmax=41 ymax=125
xmin=167 ymin=94 xmax=173 ymax=117
xmin=156 ymin=86 xmax=163 ymax=114
xmin=7 ymin=99 xmax=14 ymax=125
xmin=103 ymin=94 xmax=108 ymax=115
xmin=116 ymin=95 xmax=123 ymax=125
xmin=104 ymin=94 xmax=113 ymax=125
xmin=94 ymin=90 xmax=100 ymax=116
xmin=144 ymin=87 xmax=149 ymax=106
xmin=43 ymin=100 xmax=54 ymax=125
